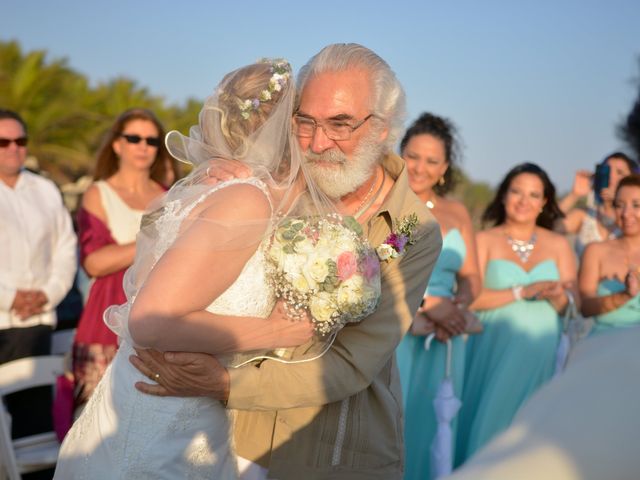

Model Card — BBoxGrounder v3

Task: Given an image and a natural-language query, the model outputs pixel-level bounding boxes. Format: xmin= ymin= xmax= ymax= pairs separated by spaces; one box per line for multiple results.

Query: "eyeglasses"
xmin=0 ymin=137 xmax=28 ymax=148
xmin=292 ymin=114 xmax=374 ymax=141
xmin=120 ymin=134 xmax=161 ymax=148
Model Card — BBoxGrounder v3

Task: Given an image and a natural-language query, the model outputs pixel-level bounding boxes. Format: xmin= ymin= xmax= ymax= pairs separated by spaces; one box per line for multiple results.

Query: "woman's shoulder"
xmin=475 ymin=226 xmax=502 ymax=249
xmin=477 ymin=225 xmax=501 ymax=239
xmin=537 ymin=227 xmax=574 ymax=251
xmin=80 ymin=182 xmax=104 ymax=212
xmin=198 ymin=178 xmax=272 ymax=220
xmin=439 ymin=197 xmax=470 ymax=217
xmin=583 ymin=236 xmax=620 ymax=257
xmin=437 ymin=197 xmax=473 ymax=228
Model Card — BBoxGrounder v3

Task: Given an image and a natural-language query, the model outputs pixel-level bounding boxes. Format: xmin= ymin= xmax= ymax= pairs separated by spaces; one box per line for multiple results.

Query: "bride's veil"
xmin=104 ymin=59 xmax=339 ymax=360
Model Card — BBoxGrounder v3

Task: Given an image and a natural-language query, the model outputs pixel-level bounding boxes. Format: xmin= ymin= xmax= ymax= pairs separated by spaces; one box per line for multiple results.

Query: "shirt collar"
xmin=374 ymin=152 xmax=409 ymax=231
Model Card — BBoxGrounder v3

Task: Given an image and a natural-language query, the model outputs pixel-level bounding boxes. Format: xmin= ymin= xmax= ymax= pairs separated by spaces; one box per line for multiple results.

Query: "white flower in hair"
xmin=259 ymin=90 xmax=272 ymax=102
xmin=238 ymin=58 xmax=292 ymax=120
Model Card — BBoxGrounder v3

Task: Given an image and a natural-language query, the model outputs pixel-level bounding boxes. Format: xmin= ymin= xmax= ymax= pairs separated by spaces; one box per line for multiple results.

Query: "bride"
xmin=54 ymin=59 xmax=340 ymax=479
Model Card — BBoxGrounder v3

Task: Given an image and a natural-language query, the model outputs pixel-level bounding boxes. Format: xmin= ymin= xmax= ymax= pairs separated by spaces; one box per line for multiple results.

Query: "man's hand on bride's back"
xmin=204 ymin=157 xmax=252 ymax=184
xmin=268 ymin=299 xmax=315 ymax=348
xmin=131 ymin=348 xmax=230 ymax=402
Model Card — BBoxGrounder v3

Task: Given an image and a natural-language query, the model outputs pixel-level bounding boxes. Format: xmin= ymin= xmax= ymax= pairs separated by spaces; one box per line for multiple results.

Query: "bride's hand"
xmin=268 ymin=299 xmax=315 ymax=348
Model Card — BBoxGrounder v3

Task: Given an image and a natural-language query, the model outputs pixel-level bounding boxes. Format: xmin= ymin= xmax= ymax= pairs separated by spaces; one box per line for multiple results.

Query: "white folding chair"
xmin=0 ymin=356 xmax=64 ymax=480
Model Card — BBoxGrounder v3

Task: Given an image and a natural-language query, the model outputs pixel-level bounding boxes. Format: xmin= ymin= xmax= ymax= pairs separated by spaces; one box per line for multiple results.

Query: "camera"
xmin=593 ymin=163 xmax=610 ymax=204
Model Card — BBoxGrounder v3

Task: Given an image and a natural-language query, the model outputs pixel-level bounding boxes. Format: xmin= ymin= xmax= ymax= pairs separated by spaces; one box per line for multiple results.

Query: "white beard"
xmin=304 ymin=133 xmax=385 ymax=199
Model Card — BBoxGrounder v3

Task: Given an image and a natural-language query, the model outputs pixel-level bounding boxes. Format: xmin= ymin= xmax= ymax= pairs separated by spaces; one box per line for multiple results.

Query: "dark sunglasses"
xmin=120 ymin=134 xmax=160 ymax=148
xmin=0 ymin=137 xmax=28 ymax=148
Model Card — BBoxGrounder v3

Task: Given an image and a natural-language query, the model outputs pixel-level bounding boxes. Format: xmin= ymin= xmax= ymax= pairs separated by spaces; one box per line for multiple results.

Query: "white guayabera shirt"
xmin=0 ymin=170 xmax=77 ymax=329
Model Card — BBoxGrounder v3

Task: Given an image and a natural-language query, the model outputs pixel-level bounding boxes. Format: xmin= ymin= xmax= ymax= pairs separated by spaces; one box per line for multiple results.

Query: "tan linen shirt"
xmin=228 ymin=153 xmax=442 ymax=480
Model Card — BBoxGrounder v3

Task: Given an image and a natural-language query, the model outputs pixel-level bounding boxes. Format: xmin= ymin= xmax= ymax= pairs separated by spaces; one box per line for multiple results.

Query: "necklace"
xmin=507 ymin=231 xmax=537 ymax=263
xmin=425 ymin=198 xmax=435 ymax=209
xmin=354 ymin=168 xmax=386 ymax=218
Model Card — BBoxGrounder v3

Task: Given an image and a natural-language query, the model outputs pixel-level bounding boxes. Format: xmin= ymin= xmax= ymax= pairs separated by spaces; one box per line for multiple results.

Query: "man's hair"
xmin=0 ymin=109 xmax=27 ymax=134
xmin=297 ymin=43 xmax=406 ymax=151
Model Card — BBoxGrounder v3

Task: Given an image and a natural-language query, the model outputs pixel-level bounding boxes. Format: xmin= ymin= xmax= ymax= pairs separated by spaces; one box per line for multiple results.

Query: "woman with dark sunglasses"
xmin=71 ymin=108 xmax=175 ymax=417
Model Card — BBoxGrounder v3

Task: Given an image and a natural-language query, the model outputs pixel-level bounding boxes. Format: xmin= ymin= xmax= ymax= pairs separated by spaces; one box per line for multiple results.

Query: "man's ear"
xmin=377 ymin=122 xmax=389 ymax=143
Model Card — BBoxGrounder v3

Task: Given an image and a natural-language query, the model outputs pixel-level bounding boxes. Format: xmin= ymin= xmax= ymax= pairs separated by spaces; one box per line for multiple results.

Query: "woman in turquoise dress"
xmin=579 ymin=173 xmax=640 ymax=335
xmin=456 ymin=163 xmax=578 ymax=466
xmin=396 ymin=113 xmax=481 ymax=480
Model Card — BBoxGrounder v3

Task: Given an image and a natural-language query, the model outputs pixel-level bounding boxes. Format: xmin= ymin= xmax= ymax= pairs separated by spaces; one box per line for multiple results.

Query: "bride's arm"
xmin=128 ymin=184 xmax=311 ymax=354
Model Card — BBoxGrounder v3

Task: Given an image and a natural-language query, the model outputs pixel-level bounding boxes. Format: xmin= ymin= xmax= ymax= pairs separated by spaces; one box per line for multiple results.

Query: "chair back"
xmin=0 ymin=356 xmax=64 ymax=480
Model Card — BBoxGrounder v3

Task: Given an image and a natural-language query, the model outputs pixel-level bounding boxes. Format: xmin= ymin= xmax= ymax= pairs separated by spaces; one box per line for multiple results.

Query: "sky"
xmin=3 ymin=0 xmax=639 ymax=192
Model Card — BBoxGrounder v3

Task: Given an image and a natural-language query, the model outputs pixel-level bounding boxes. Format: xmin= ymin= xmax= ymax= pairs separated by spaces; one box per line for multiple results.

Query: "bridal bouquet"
xmin=265 ymin=214 xmax=381 ymax=336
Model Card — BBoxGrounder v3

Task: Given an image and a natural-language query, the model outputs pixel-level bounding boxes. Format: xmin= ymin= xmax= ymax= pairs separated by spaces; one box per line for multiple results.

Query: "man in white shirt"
xmin=0 ymin=109 xmax=77 ymax=437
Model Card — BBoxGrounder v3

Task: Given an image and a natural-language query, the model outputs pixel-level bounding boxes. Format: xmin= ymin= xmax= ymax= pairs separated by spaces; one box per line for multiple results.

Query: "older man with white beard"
xmin=133 ymin=43 xmax=442 ymax=479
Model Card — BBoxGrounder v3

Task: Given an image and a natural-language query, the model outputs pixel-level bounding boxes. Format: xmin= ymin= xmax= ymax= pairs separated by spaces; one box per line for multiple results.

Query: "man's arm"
xmin=41 ymin=193 xmax=77 ymax=310
xmin=226 ymin=220 xmax=441 ymax=410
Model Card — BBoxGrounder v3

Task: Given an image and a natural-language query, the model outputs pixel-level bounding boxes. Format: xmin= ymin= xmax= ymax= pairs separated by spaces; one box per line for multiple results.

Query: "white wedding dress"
xmin=55 ymin=179 xmax=276 ymax=480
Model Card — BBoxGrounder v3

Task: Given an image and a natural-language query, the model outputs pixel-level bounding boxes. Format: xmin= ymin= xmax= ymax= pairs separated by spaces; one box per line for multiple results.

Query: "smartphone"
xmin=593 ymin=163 xmax=610 ymax=204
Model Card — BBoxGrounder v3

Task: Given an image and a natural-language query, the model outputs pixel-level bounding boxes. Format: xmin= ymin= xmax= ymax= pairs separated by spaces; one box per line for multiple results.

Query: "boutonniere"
xmin=376 ymin=213 xmax=419 ymax=261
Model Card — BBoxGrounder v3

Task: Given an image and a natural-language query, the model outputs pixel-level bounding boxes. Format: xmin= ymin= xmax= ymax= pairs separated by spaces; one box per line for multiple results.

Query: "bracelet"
xmin=512 ymin=285 xmax=523 ymax=301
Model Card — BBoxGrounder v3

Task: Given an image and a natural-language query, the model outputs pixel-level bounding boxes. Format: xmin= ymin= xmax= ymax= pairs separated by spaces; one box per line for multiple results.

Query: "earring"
xmin=438 ymin=176 xmax=445 ymax=186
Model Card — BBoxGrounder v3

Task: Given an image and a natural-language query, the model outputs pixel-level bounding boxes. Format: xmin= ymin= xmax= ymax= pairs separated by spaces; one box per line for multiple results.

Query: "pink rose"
xmin=337 ymin=251 xmax=357 ymax=281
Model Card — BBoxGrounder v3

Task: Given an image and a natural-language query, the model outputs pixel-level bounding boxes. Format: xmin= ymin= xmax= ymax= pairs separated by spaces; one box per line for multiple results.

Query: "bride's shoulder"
xmin=199 ymin=177 xmax=272 ymax=220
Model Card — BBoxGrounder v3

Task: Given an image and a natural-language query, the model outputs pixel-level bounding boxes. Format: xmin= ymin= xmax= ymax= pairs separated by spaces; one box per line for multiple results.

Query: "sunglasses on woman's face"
xmin=0 ymin=137 xmax=28 ymax=148
xmin=120 ymin=134 xmax=160 ymax=148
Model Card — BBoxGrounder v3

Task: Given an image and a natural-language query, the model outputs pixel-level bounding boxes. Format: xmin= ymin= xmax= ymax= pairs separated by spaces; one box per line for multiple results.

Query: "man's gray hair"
xmin=297 ymin=43 xmax=406 ymax=151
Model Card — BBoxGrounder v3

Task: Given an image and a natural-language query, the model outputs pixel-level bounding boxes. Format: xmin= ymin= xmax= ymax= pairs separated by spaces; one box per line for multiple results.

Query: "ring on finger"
xmin=153 ymin=372 xmax=160 ymax=382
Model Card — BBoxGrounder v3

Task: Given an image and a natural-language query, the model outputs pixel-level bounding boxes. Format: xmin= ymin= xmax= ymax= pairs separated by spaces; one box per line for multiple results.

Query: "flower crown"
xmin=238 ymin=59 xmax=292 ymax=120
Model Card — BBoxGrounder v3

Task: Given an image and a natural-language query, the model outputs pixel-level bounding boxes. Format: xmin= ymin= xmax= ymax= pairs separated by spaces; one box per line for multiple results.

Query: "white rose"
xmin=283 ymin=254 xmax=306 ymax=282
xmin=360 ymin=285 xmax=379 ymax=312
xmin=335 ymin=238 xmax=357 ymax=257
xmin=294 ymin=237 xmax=315 ymax=254
xmin=376 ymin=243 xmax=396 ymax=261
xmin=291 ymin=274 xmax=312 ymax=293
xmin=337 ymin=276 xmax=364 ymax=307
xmin=304 ymin=256 xmax=330 ymax=284
xmin=289 ymin=252 xmax=307 ymax=268
xmin=268 ymin=242 xmax=285 ymax=265
xmin=309 ymin=292 xmax=337 ymax=323
xmin=315 ymin=236 xmax=331 ymax=253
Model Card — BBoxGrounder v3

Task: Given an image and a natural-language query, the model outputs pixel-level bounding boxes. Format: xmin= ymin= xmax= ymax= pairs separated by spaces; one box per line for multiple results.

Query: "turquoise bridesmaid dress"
xmin=455 ymin=259 xmax=561 ymax=465
xmin=591 ymin=279 xmax=640 ymax=335
xmin=396 ymin=229 xmax=467 ymax=480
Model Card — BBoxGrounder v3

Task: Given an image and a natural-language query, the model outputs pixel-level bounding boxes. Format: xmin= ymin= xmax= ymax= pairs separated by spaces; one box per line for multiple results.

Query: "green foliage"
xmin=0 ymin=38 xmax=498 ymax=213
xmin=618 ymin=54 xmax=640 ymax=161
xmin=0 ymin=40 xmax=202 ymax=184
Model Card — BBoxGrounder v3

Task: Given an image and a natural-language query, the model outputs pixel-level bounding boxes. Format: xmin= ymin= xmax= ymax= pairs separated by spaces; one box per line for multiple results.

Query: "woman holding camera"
xmin=557 ymin=152 xmax=637 ymax=258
